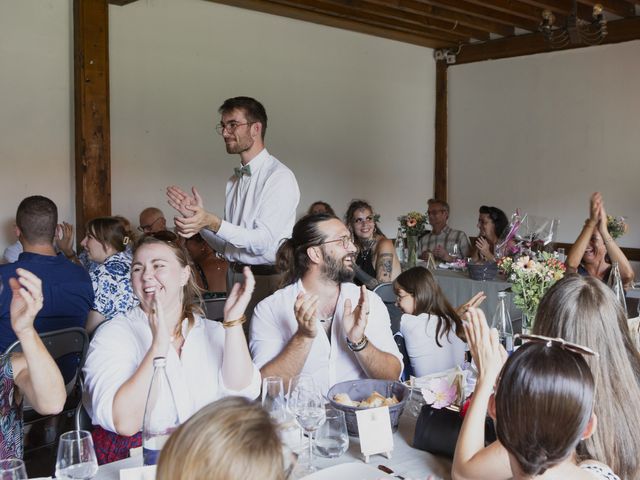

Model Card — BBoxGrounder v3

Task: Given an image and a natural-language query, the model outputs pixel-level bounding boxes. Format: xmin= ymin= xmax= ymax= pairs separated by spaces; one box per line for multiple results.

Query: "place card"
xmin=355 ymin=406 xmax=394 ymax=463
xmin=119 ymin=464 xmax=156 ymax=480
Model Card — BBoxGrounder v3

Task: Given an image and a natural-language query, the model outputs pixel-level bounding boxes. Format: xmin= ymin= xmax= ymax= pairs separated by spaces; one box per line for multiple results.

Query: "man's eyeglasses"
xmin=138 ymin=217 xmax=163 ymax=233
xmin=215 ymin=121 xmax=255 ymax=135
xmin=516 ymin=333 xmax=599 ymax=358
xmin=320 ymin=235 xmax=354 ymax=249
xmin=427 ymin=209 xmax=445 ymax=215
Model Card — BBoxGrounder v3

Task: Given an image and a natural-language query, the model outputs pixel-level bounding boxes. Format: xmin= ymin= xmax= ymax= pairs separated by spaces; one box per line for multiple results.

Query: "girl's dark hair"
xmin=276 ymin=213 xmax=336 ymax=287
xmin=344 ymin=200 xmax=384 ymax=249
xmin=479 ymin=205 xmax=509 ymax=238
xmin=133 ymin=235 xmax=204 ymax=333
xmin=307 ymin=201 xmax=335 ymax=216
xmin=533 ymin=274 xmax=640 ymax=478
xmin=392 ymin=266 xmax=464 ymax=346
xmin=86 ymin=216 xmax=131 ymax=253
xmin=496 ymin=342 xmax=595 ymax=476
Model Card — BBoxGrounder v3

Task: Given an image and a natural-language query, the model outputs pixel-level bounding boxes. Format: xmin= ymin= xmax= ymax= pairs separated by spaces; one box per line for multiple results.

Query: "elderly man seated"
xmin=137 ymin=207 xmax=167 ymax=234
xmin=250 ymin=213 xmax=402 ymax=393
xmin=420 ymin=198 xmax=470 ymax=262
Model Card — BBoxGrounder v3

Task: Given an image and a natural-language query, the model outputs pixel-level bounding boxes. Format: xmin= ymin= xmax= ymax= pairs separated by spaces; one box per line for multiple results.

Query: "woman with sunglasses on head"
xmin=471 ymin=205 xmax=509 ymax=263
xmin=345 ymin=200 xmax=401 ymax=289
xmin=83 ymin=233 xmax=260 ymax=464
xmin=80 ymin=217 xmax=139 ymax=333
xmin=452 ymin=307 xmax=621 ymax=480
xmin=532 ymin=274 xmax=640 ymax=480
xmin=566 ymin=192 xmax=634 ymax=288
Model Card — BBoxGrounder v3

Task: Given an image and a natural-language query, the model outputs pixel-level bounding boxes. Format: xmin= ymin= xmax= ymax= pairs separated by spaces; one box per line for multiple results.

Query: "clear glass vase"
xmin=521 ymin=312 xmax=534 ymax=335
xmin=407 ymin=234 xmax=418 ymax=268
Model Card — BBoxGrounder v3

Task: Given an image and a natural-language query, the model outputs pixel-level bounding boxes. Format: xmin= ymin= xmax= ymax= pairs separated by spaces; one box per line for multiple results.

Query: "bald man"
xmin=138 ymin=207 xmax=167 ymax=234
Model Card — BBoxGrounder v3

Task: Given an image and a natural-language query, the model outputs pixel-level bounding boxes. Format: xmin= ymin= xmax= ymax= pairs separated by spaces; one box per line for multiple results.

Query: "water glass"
xmin=0 ymin=459 xmax=27 ymax=480
xmin=262 ymin=376 xmax=287 ymax=422
xmin=556 ymin=247 xmax=566 ymax=262
xmin=55 ymin=430 xmax=98 ymax=480
xmin=313 ymin=408 xmax=348 ymax=458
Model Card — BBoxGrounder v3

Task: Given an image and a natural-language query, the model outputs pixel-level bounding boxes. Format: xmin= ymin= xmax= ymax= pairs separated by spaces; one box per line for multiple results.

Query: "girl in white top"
xmin=452 ymin=308 xmax=621 ymax=480
xmin=83 ymin=233 xmax=260 ymax=463
xmin=393 ymin=266 xmax=467 ymax=376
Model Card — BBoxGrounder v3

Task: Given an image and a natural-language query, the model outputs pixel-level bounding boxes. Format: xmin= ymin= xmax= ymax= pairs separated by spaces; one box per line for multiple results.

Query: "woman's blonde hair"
xmin=156 ymin=397 xmax=285 ymax=480
xmin=533 ymin=274 xmax=640 ymax=479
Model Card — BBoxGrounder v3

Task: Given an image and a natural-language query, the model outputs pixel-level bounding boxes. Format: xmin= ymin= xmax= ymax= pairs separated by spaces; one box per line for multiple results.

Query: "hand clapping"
xmin=9 ymin=268 xmax=43 ymax=337
xmin=343 ymin=285 xmax=369 ymax=343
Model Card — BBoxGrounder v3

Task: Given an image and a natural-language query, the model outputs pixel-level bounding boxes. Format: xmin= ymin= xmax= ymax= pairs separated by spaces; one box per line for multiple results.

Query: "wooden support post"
xmin=74 ymin=0 xmax=111 ymax=244
xmin=434 ymin=60 xmax=448 ymax=202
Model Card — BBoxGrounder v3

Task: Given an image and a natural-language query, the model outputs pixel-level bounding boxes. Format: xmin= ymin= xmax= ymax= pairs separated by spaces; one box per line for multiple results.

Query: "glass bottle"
xmin=491 ymin=292 xmax=513 ymax=354
xmin=142 ymin=357 xmax=180 ymax=466
xmin=608 ymin=261 xmax=628 ymax=317
xmin=394 ymin=228 xmax=405 ymax=263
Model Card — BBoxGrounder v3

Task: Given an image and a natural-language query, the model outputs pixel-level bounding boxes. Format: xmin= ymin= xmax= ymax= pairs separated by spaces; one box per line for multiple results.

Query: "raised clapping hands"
xmin=294 ymin=292 xmax=319 ymax=339
xmin=343 ymin=285 xmax=369 ymax=344
xmin=432 ymin=244 xmax=448 ymax=262
xmin=475 ymin=237 xmax=492 ymax=260
xmin=462 ymin=307 xmax=507 ymax=386
xmin=9 ymin=268 xmax=44 ymax=338
xmin=167 ymin=185 xmax=216 ymax=238
xmin=456 ymin=291 xmax=487 ymax=317
xmin=148 ymin=287 xmax=171 ymax=356
xmin=223 ymin=267 xmax=255 ymax=322
xmin=55 ymin=222 xmax=75 ymax=257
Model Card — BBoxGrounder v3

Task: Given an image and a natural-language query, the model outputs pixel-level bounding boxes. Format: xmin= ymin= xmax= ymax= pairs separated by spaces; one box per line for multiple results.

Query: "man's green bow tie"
xmin=233 ymin=164 xmax=252 ymax=178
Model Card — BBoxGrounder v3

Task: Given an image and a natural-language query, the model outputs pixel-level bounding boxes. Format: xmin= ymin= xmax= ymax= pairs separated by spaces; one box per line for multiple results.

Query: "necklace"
xmin=359 ymin=238 xmax=376 ymax=262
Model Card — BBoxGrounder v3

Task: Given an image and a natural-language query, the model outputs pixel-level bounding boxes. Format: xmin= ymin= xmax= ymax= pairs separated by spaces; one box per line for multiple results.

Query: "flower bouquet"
xmin=498 ymin=252 xmax=566 ymax=332
xmin=398 ymin=211 xmax=428 ymax=267
xmin=607 ymin=215 xmax=628 ymax=239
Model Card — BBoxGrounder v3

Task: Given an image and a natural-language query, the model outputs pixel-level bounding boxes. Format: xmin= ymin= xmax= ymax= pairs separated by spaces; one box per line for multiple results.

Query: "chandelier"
xmin=539 ymin=0 xmax=607 ymax=48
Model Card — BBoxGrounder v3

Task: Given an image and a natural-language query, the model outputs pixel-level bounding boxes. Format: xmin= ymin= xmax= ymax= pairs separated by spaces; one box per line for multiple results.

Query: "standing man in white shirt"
xmin=167 ymin=97 xmax=300 ymax=321
xmin=250 ymin=213 xmax=402 ymax=393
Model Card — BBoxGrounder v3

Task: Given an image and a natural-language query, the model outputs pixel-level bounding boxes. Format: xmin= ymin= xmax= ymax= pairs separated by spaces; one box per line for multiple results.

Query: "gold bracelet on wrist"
xmin=223 ymin=315 xmax=246 ymax=329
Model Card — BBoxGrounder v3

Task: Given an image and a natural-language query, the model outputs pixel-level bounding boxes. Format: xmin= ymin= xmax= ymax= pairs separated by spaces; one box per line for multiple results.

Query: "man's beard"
xmin=321 ymin=249 xmax=355 ymax=283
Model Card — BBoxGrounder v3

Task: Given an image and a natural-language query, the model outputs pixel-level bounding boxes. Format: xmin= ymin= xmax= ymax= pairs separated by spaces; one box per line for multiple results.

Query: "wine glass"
xmin=55 ymin=430 xmax=98 ymax=480
xmin=313 ymin=408 xmax=349 ymax=458
xmin=291 ymin=386 xmax=326 ymax=475
xmin=286 ymin=374 xmax=316 ymax=458
xmin=0 ymin=459 xmax=27 ymax=480
xmin=262 ymin=376 xmax=287 ymax=423
xmin=448 ymin=243 xmax=460 ymax=261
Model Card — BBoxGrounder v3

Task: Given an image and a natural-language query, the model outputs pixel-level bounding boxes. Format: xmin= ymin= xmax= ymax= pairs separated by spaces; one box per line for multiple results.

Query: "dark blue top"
xmin=0 ymin=252 xmax=94 ymax=351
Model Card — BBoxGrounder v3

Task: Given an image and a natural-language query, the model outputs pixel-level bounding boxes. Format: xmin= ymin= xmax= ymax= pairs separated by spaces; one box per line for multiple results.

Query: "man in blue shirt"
xmin=0 ymin=196 xmax=93 ymax=351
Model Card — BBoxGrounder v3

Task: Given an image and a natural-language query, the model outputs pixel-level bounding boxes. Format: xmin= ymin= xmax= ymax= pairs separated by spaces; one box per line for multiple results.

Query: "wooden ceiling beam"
xmin=278 ymin=0 xmax=488 ymax=40
xmin=460 ymin=0 xmax=546 ymax=22
xmin=579 ymin=0 xmax=635 ymax=17
xmin=454 ymin=15 xmax=640 ymax=63
xmin=205 ymin=0 xmax=455 ymax=47
xmin=108 ymin=0 xmax=139 ymax=5
xmin=516 ymin=0 xmax=594 ymax=19
xmin=366 ymin=0 xmax=515 ymax=37
xmin=421 ymin=0 xmax=541 ymax=31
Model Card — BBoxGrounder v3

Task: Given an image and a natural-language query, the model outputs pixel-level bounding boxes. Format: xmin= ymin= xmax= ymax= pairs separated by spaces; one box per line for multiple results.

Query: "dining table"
xmin=92 ymin=410 xmax=452 ymax=480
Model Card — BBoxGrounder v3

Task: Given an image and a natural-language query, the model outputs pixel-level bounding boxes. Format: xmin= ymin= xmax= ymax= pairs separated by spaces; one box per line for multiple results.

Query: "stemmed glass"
xmin=0 ymin=459 xmax=27 ymax=480
xmin=448 ymin=243 xmax=460 ymax=261
xmin=55 ymin=430 xmax=98 ymax=480
xmin=286 ymin=374 xmax=316 ymax=457
xmin=290 ymin=385 xmax=326 ymax=475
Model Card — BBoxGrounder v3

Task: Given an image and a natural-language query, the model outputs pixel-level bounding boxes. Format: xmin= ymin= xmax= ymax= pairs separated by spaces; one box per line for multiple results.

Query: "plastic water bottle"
xmin=491 ymin=292 xmax=513 ymax=354
xmin=394 ymin=228 xmax=406 ymax=263
xmin=142 ymin=357 xmax=180 ymax=466
xmin=608 ymin=261 xmax=628 ymax=317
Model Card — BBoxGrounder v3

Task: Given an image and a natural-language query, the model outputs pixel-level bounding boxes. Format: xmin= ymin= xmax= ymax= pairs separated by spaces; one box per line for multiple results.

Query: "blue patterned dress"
xmin=90 ymin=251 xmax=139 ymax=320
xmin=0 ymin=354 xmax=23 ymax=459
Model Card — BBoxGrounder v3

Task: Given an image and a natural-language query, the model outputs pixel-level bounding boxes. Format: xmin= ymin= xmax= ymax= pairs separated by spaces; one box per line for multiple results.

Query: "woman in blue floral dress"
xmin=80 ymin=217 xmax=139 ymax=333
xmin=0 ymin=268 xmax=66 ymax=459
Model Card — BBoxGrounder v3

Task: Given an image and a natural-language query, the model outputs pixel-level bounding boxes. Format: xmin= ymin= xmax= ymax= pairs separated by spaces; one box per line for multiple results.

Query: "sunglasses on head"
xmin=144 ymin=230 xmax=179 ymax=243
xmin=515 ymin=333 xmax=599 ymax=358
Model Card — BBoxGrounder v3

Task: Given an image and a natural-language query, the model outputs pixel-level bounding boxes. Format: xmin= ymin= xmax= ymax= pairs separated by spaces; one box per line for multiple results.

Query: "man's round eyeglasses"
xmin=215 ymin=121 xmax=255 ymax=135
xmin=138 ymin=216 xmax=163 ymax=233
xmin=320 ymin=235 xmax=354 ymax=249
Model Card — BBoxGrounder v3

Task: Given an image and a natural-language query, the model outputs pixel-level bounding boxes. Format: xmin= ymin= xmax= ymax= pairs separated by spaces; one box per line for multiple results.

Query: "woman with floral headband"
xmin=345 ymin=199 xmax=401 ymax=289
xmin=80 ymin=216 xmax=138 ymax=333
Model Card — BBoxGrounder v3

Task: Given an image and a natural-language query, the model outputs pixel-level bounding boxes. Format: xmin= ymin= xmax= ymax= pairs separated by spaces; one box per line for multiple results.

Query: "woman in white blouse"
xmin=393 ymin=266 xmax=467 ymax=376
xmin=83 ymin=233 xmax=260 ymax=464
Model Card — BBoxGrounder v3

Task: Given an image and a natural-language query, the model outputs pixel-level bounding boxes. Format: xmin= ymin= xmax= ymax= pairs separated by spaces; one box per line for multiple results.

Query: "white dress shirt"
xmin=400 ymin=313 xmax=466 ymax=377
xmin=250 ymin=281 xmax=403 ymax=394
xmin=201 ymin=148 xmax=299 ymax=265
xmin=83 ymin=306 xmax=261 ymax=433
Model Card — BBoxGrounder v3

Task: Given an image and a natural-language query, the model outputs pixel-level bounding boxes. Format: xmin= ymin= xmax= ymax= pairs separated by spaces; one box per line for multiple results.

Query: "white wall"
xmin=448 ymin=40 xmax=640 ymax=249
xmin=0 ymin=0 xmax=74 ymax=248
xmin=109 ymin=0 xmax=435 ymax=236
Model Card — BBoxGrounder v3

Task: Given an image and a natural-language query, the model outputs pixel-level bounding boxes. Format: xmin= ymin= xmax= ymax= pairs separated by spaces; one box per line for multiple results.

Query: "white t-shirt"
xmin=400 ymin=312 xmax=466 ymax=377
xmin=250 ymin=280 xmax=403 ymax=394
xmin=83 ymin=306 xmax=261 ymax=432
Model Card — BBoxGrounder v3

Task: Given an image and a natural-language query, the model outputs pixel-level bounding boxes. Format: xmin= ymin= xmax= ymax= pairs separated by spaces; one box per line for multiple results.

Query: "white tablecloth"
xmin=93 ymin=412 xmax=452 ymax=480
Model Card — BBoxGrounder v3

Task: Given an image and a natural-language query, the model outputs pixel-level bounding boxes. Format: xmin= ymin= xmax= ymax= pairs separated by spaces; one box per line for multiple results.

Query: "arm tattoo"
xmin=377 ymin=253 xmax=393 ymax=280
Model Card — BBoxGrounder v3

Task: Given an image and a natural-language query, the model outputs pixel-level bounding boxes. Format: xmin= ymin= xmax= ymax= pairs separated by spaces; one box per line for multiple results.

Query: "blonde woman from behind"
xmin=157 ymin=396 xmax=285 ymax=480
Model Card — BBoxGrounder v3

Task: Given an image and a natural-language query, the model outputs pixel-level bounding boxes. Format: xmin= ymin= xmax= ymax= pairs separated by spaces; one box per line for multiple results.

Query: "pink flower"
xmin=406 ymin=218 xmax=417 ymax=228
xmin=421 ymin=378 xmax=457 ymax=409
